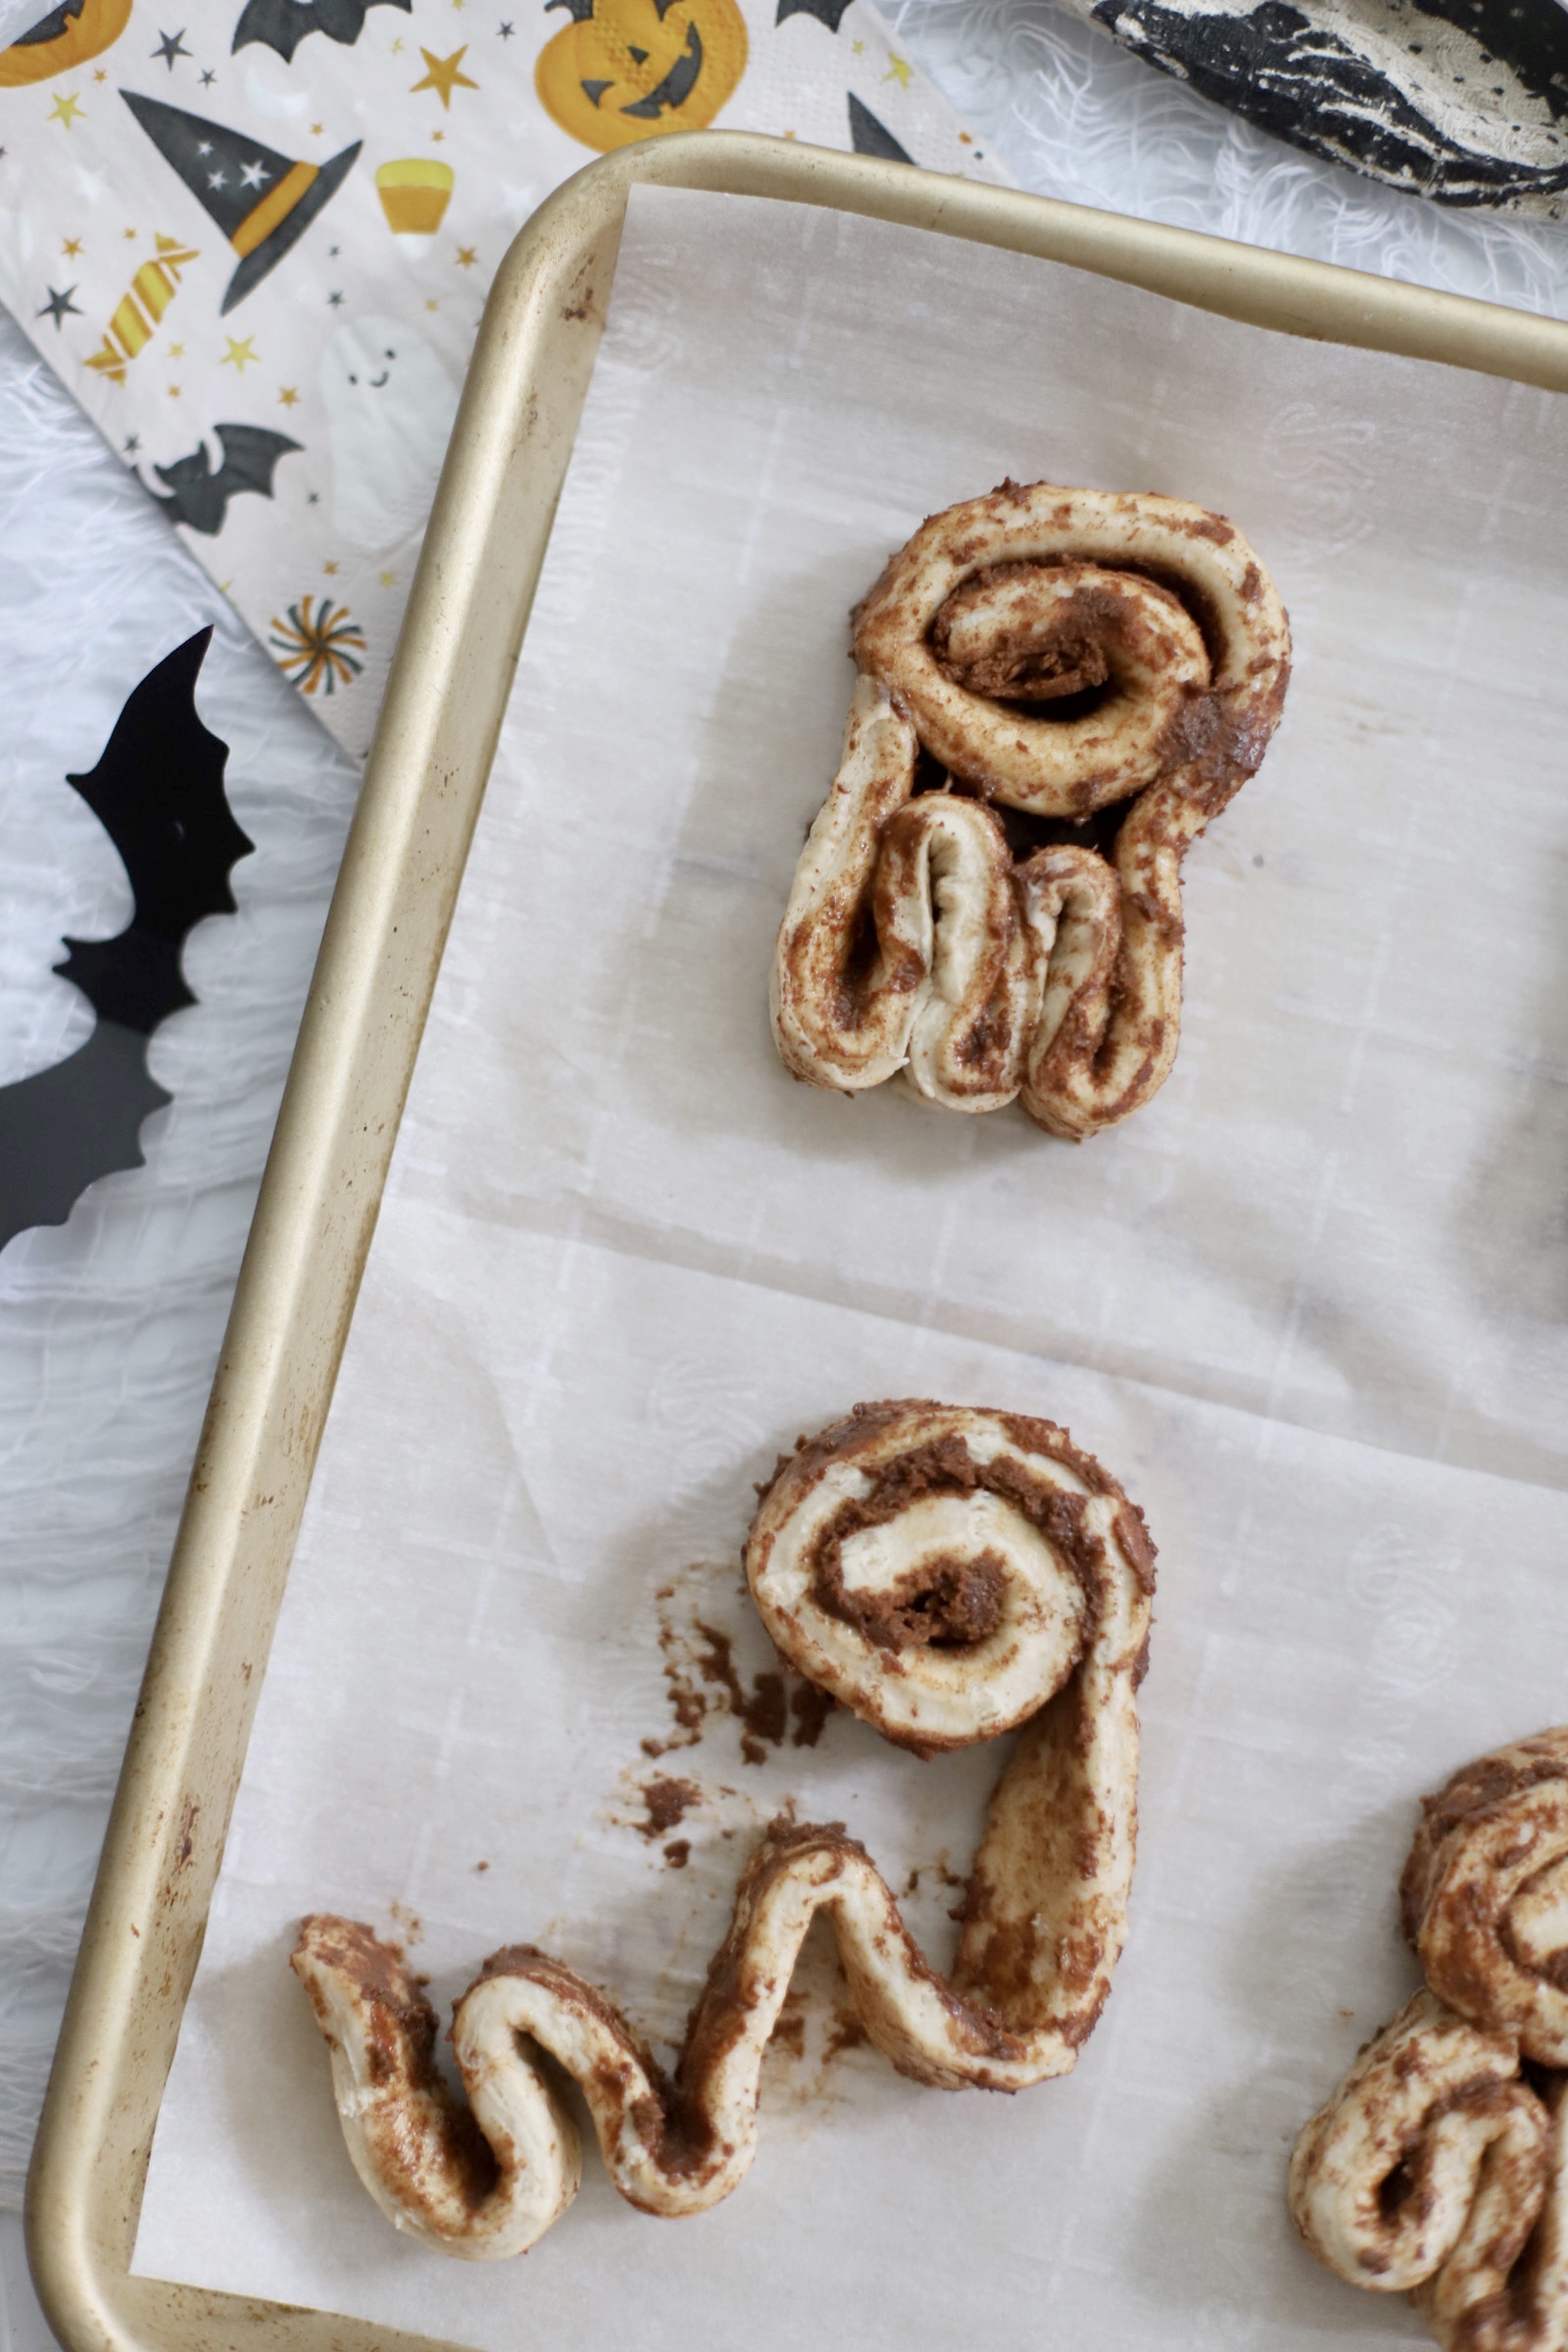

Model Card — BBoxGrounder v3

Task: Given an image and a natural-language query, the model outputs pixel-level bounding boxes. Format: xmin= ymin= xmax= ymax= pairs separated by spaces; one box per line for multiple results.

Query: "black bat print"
xmin=774 ymin=0 xmax=856 ymax=29
xmin=231 ymin=0 xmax=410 ymax=61
xmin=148 ymin=422 xmax=302 ymax=536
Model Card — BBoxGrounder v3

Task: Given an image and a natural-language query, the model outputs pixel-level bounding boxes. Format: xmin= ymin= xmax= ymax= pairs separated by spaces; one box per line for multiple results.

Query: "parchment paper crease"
xmin=132 ymin=186 xmax=1568 ymax=2349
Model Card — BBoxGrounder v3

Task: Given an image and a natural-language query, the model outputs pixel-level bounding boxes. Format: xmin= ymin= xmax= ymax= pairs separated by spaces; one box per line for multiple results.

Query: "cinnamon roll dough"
xmin=294 ymin=1399 xmax=1156 ymax=2256
xmin=771 ymin=479 xmax=1291 ymax=1140
xmin=1289 ymin=1729 xmax=1568 ymax=2350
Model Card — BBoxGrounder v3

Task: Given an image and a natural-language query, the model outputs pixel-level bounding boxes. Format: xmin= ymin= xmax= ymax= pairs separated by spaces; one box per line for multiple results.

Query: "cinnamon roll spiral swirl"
xmin=293 ymin=1400 xmax=1156 ymax=2255
xmin=1289 ymin=1730 xmax=1568 ymax=2349
xmin=771 ymin=480 xmax=1291 ymax=1140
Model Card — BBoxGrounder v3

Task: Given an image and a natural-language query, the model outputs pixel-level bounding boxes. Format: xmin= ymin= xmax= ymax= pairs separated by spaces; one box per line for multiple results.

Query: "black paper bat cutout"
xmin=776 ymin=0 xmax=856 ymax=29
xmin=231 ymin=0 xmax=410 ymax=59
xmin=0 ymin=630 xmax=253 ymax=1252
xmin=848 ymin=91 xmax=912 ymax=162
xmin=147 ymin=423 xmax=302 ymax=536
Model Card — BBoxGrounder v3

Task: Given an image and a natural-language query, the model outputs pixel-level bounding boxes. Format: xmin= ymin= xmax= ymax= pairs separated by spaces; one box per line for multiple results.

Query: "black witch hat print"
xmin=122 ymin=90 xmax=361 ymax=312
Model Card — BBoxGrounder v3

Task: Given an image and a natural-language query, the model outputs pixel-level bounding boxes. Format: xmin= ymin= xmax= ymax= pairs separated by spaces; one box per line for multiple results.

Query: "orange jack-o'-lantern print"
xmin=534 ymin=0 xmax=748 ymax=152
xmin=0 ymin=0 xmax=131 ymax=85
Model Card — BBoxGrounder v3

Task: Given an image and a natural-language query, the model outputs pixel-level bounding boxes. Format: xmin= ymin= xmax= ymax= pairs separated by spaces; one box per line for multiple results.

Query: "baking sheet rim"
xmin=24 ymin=127 xmax=1568 ymax=2352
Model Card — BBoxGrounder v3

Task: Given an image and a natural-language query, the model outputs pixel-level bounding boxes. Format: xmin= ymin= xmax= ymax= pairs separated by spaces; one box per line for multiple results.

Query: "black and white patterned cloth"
xmin=1064 ymin=0 xmax=1568 ymax=212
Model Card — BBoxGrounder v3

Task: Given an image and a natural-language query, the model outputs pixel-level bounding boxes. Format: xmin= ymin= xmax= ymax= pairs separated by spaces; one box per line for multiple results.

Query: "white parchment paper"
xmin=133 ymin=187 xmax=1568 ymax=2349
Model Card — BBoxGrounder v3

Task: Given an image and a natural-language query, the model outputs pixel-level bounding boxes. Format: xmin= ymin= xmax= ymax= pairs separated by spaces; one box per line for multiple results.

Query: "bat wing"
xmin=11 ymin=0 xmax=87 ymax=43
xmin=149 ymin=447 xmax=225 ymax=534
xmin=55 ymin=628 xmax=253 ymax=1033
xmin=232 ymin=0 xmax=316 ymax=61
xmin=0 ymin=1026 xmax=171 ymax=1251
xmin=212 ymin=422 xmax=303 ymax=502
xmin=3 ymin=630 xmax=249 ymax=1252
xmin=775 ymin=0 xmax=857 ymax=27
xmin=311 ymin=0 xmax=412 ymax=36
xmin=848 ymin=91 xmax=912 ymax=161
xmin=234 ymin=0 xmax=409 ymax=49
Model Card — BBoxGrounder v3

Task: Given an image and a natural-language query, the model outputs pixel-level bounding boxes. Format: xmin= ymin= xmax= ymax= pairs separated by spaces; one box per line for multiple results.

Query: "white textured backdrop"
xmin=2 ymin=0 xmax=1567 ymax=2338
xmin=0 ymin=294 xmax=360 ymax=2350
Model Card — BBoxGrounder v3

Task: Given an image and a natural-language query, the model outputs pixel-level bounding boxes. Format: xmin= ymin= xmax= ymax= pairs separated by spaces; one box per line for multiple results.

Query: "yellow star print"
xmin=220 ymin=335 xmax=259 ymax=371
xmin=49 ymin=91 xmax=85 ymax=128
xmin=456 ymin=245 xmax=477 ymax=267
xmin=377 ymin=569 xmax=397 ymax=586
xmin=61 ymin=236 xmax=82 ymax=256
xmin=169 ymin=341 xmax=185 ymax=357
xmin=410 ymin=44 xmax=477 ymax=107
xmin=883 ymin=49 xmax=911 ymax=86
xmin=278 ymin=385 xmax=300 ymax=406
xmin=323 ymin=560 xmax=339 ymax=575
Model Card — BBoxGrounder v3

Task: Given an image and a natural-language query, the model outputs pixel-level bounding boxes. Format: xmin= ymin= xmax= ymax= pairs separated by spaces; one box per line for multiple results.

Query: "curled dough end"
xmin=1289 ymin=1989 xmax=1545 ymax=2296
xmin=853 ymin=484 xmax=1290 ymax=818
xmin=747 ymin=1402 xmax=1154 ymax=2053
xmin=1289 ymin=1990 xmax=1568 ymax=2352
xmin=1290 ymin=1728 xmax=1568 ymax=2349
xmin=1401 ymin=1727 xmax=1568 ymax=2067
xmin=772 ymin=480 xmax=1290 ymax=1137
xmin=290 ymin=1914 xmax=581 ymax=2258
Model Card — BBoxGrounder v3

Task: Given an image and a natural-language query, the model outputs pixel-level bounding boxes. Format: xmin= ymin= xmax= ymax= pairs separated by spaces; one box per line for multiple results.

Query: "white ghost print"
xmin=319 ymin=314 xmax=459 ymax=552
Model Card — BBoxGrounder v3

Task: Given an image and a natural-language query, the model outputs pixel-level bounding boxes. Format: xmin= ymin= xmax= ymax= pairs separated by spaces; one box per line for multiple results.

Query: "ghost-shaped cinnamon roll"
xmin=771 ymin=480 xmax=1292 ymax=1139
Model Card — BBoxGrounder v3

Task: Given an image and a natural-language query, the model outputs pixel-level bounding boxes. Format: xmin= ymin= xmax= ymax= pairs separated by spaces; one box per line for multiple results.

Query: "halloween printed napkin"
xmin=0 ymin=0 xmax=1002 ymax=760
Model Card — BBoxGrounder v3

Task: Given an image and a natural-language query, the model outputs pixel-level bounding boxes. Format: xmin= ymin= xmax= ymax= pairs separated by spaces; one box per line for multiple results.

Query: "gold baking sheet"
xmin=24 ymin=128 xmax=1568 ymax=2352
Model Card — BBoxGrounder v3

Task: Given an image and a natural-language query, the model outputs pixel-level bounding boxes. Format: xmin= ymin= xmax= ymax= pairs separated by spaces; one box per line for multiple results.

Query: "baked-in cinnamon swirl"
xmin=1289 ymin=1730 xmax=1568 ymax=2349
xmin=771 ymin=480 xmax=1291 ymax=1140
xmin=294 ymin=1400 xmax=1156 ymax=2255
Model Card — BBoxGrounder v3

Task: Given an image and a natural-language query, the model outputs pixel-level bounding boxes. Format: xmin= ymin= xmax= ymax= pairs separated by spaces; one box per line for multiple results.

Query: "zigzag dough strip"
xmin=293 ymin=1398 xmax=1157 ymax=2255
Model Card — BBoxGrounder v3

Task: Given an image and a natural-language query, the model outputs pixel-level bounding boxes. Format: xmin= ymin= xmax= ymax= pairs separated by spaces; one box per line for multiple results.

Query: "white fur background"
xmin=3 ymin=3 xmax=1568 ymax=2339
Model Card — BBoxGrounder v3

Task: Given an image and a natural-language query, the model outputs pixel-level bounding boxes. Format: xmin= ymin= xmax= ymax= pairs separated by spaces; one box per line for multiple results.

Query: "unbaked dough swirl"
xmin=771 ymin=480 xmax=1291 ymax=1140
xmin=294 ymin=1399 xmax=1156 ymax=2256
xmin=1289 ymin=1730 xmax=1568 ymax=2349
